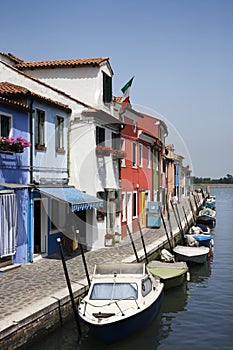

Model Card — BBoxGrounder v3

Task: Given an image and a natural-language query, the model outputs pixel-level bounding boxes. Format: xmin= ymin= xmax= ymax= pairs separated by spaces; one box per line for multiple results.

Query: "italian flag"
xmin=121 ymin=76 xmax=134 ymax=110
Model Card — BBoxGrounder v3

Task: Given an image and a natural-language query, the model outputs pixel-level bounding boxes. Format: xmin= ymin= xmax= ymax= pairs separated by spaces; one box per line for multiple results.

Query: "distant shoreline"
xmin=194 ymin=183 xmax=233 ymax=188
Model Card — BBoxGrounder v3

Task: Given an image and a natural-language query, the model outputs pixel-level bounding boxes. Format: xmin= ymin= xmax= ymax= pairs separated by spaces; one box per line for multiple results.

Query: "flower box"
xmin=96 ymin=145 xmax=112 ymax=157
xmin=0 ymin=136 xmax=31 ymax=153
xmin=111 ymin=149 xmax=127 ymax=159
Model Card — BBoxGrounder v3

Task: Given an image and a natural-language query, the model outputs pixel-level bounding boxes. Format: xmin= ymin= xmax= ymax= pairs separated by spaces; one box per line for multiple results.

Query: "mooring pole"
xmin=182 ymin=206 xmax=189 ymax=230
xmin=175 ymin=203 xmax=184 ymax=235
xmin=74 ymin=229 xmax=91 ymax=287
xmin=159 ymin=207 xmax=173 ymax=252
xmin=193 ymin=192 xmax=199 ymax=212
xmin=57 ymin=238 xmax=82 ymax=336
xmin=189 ymin=197 xmax=196 ymax=223
xmin=166 ymin=200 xmax=175 ymax=248
xmin=170 ymin=200 xmax=181 ymax=232
xmin=170 ymin=201 xmax=185 ymax=244
xmin=79 ymin=243 xmax=91 ymax=288
xmin=138 ymin=222 xmax=149 ymax=264
xmin=126 ymin=224 xmax=139 ymax=263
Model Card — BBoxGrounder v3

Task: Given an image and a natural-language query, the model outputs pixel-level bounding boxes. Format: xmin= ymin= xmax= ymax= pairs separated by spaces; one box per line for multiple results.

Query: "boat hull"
xmin=173 ymin=246 xmax=209 ymax=264
xmin=196 ymin=215 xmax=216 ymax=227
xmin=184 ymin=234 xmax=214 ymax=248
xmin=147 ymin=262 xmax=189 ymax=290
xmin=84 ymin=287 xmax=164 ymax=343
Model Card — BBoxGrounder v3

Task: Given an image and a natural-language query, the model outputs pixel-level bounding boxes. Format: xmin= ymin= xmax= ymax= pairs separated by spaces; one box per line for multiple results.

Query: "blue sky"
xmin=1 ymin=0 xmax=232 ymax=178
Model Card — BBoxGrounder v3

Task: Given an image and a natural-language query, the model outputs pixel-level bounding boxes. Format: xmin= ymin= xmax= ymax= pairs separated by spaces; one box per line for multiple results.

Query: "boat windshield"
xmin=90 ymin=283 xmax=138 ymax=300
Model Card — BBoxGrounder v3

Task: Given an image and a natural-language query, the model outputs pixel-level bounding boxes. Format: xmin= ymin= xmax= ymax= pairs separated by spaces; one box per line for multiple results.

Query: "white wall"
xmin=23 ymin=63 xmax=112 ymax=112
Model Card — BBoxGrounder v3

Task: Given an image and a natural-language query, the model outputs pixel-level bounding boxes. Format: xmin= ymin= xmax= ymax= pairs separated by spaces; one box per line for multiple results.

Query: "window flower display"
xmin=96 ymin=145 xmax=112 ymax=156
xmin=111 ymin=149 xmax=127 ymax=159
xmin=0 ymin=136 xmax=31 ymax=153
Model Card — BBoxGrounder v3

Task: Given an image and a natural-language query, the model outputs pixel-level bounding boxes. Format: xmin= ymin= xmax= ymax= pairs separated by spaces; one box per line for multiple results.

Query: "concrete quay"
xmin=0 ymin=195 xmax=203 ymax=350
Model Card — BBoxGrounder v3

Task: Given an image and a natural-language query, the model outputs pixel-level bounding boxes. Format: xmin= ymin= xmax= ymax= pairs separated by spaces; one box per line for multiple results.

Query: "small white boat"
xmin=197 ymin=208 xmax=216 ymax=227
xmin=78 ymin=263 xmax=164 ymax=343
xmin=173 ymin=245 xmax=210 ymax=264
xmin=199 ymin=208 xmax=216 ymax=217
xmin=189 ymin=224 xmax=210 ymax=234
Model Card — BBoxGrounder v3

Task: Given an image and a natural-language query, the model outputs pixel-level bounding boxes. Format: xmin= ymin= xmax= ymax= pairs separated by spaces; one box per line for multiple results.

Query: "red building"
xmin=112 ymin=97 xmax=168 ymax=238
xmin=118 ymin=107 xmax=166 ymax=237
xmin=138 ymin=113 xmax=168 ymax=211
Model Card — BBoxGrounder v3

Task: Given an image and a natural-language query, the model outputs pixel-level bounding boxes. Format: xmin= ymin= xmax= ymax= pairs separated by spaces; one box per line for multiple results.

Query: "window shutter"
xmin=103 ymin=73 xmax=112 ymax=103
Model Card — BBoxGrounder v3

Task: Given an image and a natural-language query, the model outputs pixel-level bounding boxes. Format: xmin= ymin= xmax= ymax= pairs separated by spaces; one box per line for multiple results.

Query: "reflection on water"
xmin=189 ymin=260 xmax=212 ymax=284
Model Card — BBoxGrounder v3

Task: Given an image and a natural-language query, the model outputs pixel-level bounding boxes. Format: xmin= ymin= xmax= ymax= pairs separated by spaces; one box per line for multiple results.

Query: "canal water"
xmin=24 ymin=187 xmax=233 ymax=350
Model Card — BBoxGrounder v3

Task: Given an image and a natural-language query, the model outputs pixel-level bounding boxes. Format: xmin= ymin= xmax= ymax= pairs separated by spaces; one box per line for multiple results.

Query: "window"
xmin=35 ymin=109 xmax=45 ymax=148
xmin=96 ymin=191 xmax=107 ymax=221
xmin=0 ymin=114 xmax=11 ymax=137
xmin=90 ymin=282 xmax=138 ymax=300
xmin=112 ymin=132 xmax=120 ymax=149
xmin=147 ymin=146 xmax=151 ymax=168
xmin=103 ymin=72 xmax=112 ymax=103
xmin=121 ymin=192 xmax=126 ymax=222
xmin=133 ymin=191 xmax=137 ymax=218
xmin=121 ymin=138 xmax=126 ymax=167
xmin=132 ymin=142 xmax=137 ymax=167
xmin=141 ymin=276 xmax=152 ymax=297
xmin=96 ymin=126 xmax=105 ymax=145
xmin=0 ymin=193 xmax=17 ymax=256
xmin=56 ymin=116 xmax=64 ymax=150
xmin=139 ymin=144 xmax=143 ymax=167
xmin=163 ymin=158 xmax=166 ymax=173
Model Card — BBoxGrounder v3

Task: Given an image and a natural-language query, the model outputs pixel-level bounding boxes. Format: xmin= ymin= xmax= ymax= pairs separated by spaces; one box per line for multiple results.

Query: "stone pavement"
xmin=0 ymin=196 xmax=201 ymax=348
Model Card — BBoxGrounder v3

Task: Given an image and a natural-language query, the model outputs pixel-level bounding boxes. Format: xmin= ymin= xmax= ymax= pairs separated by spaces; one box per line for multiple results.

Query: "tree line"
xmin=192 ymin=174 xmax=233 ymax=184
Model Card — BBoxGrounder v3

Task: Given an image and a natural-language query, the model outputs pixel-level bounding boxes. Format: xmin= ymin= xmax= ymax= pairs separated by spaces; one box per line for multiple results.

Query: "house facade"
xmin=173 ymin=153 xmax=184 ymax=202
xmin=0 ymin=81 xmax=74 ymax=263
xmin=0 ymin=96 xmax=31 ymax=265
xmin=112 ymin=100 xmax=168 ymax=237
xmin=69 ymin=108 xmax=122 ymax=249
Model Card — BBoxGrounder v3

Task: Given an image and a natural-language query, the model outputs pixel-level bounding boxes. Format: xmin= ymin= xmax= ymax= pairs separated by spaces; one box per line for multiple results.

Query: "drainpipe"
xmin=152 ymin=144 xmax=155 ymax=201
xmin=29 ymin=98 xmax=34 ymax=184
xmin=28 ymin=98 xmax=34 ymax=262
xmin=28 ymin=190 xmax=34 ymax=262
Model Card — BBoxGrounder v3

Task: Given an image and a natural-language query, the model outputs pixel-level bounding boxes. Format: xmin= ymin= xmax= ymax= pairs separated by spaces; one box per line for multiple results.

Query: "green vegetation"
xmin=193 ymin=174 xmax=233 ymax=184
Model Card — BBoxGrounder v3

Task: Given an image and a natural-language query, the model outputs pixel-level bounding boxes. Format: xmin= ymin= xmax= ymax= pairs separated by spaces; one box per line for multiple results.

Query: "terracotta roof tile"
xmin=0 ymin=52 xmax=24 ymax=63
xmin=0 ymin=82 xmax=71 ymax=111
xmin=0 ymin=82 xmax=28 ymax=95
xmin=0 ymin=96 xmax=31 ymax=110
xmin=16 ymin=57 xmax=109 ymax=69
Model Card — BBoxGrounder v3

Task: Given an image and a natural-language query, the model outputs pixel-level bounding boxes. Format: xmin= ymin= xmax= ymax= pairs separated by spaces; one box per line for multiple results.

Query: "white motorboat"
xmin=78 ymin=262 xmax=164 ymax=343
xmin=173 ymin=245 xmax=210 ymax=264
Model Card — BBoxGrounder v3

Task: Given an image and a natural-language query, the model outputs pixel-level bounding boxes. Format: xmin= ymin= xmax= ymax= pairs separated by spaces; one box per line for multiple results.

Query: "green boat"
xmin=147 ymin=261 xmax=189 ymax=290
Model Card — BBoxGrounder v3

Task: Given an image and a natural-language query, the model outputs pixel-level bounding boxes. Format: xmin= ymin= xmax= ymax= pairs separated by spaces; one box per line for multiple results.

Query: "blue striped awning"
xmin=38 ymin=187 xmax=103 ymax=212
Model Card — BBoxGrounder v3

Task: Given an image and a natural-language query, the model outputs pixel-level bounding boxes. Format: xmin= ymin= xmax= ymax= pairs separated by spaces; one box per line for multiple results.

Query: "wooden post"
xmin=57 ymin=238 xmax=82 ymax=337
xmin=159 ymin=207 xmax=173 ymax=252
xmin=126 ymin=225 xmax=139 ymax=263
xmin=138 ymin=222 xmax=149 ymax=264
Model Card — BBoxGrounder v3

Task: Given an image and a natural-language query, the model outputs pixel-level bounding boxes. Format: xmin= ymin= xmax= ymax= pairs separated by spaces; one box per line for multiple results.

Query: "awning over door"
xmin=37 ymin=187 xmax=103 ymax=212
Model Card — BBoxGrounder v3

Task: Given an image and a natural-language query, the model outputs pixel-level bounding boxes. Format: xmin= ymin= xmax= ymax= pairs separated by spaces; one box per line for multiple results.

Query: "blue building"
xmin=0 ymin=95 xmax=31 ymax=265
